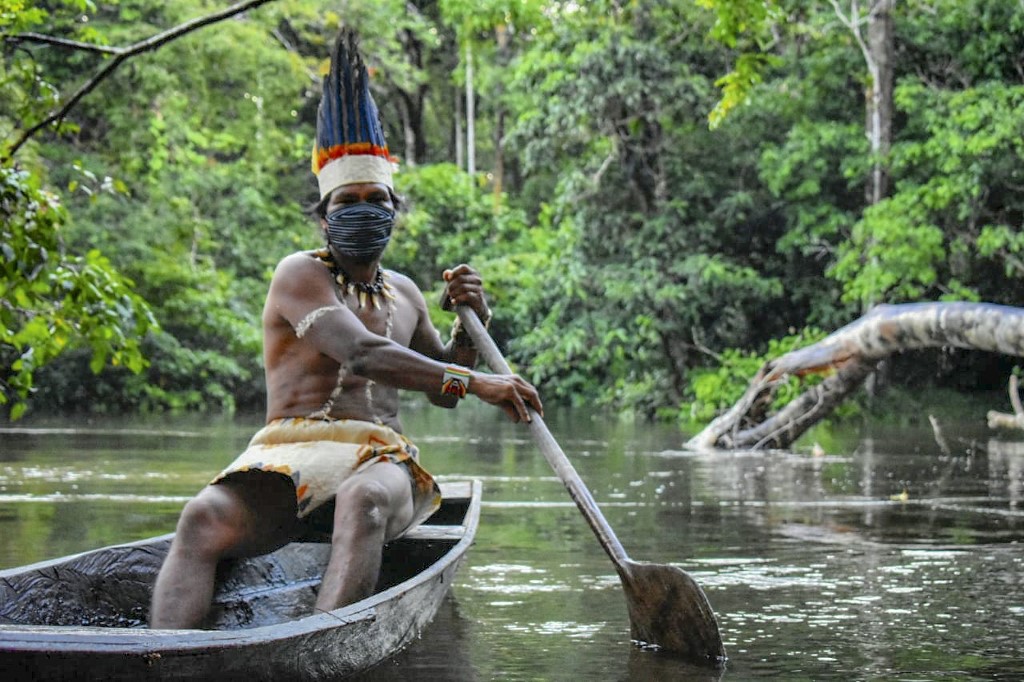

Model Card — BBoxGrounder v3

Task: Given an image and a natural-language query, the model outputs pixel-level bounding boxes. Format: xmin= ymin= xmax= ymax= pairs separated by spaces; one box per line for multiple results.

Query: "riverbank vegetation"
xmin=2 ymin=0 xmax=1023 ymax=424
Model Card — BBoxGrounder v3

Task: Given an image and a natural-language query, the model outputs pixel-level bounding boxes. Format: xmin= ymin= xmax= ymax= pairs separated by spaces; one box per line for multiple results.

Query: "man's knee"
xmin=334 ymin=477 xmax=393 ymax=532
xmin=333 ymin=467 xmax=415 ymax=542
xmin=174 ymin=489 xmax=248 ymax=557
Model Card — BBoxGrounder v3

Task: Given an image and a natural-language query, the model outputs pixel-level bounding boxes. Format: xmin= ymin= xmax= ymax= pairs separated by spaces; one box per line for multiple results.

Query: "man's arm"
xmin=269 ymin=254 xmax=542 ymax=422
xmin=408 ymin=264 xmax=491 ymax=408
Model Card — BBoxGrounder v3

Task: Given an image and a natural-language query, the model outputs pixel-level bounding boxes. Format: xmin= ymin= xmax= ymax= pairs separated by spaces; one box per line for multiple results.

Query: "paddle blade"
xmin=621 ymin=561 xmax=726 ymax=666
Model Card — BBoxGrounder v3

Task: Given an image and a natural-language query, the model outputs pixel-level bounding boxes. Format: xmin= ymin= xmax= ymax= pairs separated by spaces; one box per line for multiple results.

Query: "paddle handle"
xmin=456 ymin=306 xmax=630 ymax=566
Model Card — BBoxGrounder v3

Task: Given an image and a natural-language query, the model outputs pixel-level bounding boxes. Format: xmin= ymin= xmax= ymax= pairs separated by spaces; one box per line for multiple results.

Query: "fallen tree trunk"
xmin=687 ymin=302 xmax=1024 ymax=450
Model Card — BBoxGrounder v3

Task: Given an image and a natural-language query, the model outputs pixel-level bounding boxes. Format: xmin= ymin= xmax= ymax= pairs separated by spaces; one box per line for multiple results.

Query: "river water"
xmin=1 ymin=401 xmax=1022 ymax=680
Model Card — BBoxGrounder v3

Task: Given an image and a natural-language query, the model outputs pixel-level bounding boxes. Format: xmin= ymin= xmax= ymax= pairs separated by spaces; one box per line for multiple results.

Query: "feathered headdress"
xmin=312 ymin=29 xmax=394 ymax=198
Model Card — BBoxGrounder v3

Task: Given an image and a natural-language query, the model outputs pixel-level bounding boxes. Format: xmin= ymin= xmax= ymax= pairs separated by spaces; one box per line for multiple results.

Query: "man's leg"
xmin=149 ymin=473 xmax=299 ymax=629
xmin=315 ymin=461 xmax=415 ymax=612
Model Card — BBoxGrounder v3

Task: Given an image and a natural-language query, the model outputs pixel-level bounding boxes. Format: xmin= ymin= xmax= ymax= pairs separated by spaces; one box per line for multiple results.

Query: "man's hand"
xmin=442 ymin=264 xmax=542 ymax=422
xmin=471 ymin=372 xmax=544 ymax=423
xmin=442 ymin=264 xmax=490 ymax=323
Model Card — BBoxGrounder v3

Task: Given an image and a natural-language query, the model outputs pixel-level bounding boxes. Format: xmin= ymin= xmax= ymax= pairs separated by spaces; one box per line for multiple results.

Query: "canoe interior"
xmin=0 ymin=481 xmax=474 ymax=631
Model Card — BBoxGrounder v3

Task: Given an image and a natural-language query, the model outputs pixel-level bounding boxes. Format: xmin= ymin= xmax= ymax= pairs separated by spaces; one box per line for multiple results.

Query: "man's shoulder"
xmin=279 ymin=248 xmax=325 ymax=264
xmin=383 ymin=269 xmax=430 ymax=311
xmin=383 ymin=268 xmax=415 ymax=287
xmin=383 ymin=269 xmax=425 ymax=298
xmin=275 ymin=249 xmax=328 ymax=274
xmin=267 ymin=250 xmax=332 ymax=299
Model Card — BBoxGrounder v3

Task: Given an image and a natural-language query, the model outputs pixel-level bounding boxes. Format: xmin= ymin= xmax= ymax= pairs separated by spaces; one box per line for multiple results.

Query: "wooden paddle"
xmin=456 ymin=306 xmax=727 ymax=666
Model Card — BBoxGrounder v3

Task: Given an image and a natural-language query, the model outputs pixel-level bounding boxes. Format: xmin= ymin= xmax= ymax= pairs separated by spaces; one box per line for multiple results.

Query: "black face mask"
xmin=325 ymin=203 xmax=395 ymax=262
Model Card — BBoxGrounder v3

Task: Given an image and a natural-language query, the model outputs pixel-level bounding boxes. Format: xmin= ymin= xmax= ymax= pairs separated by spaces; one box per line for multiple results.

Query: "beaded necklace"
xmin=314 ymin=247 xmax=396 ymax=310
xmin=307 ymin=248 xmax=396 ymax=423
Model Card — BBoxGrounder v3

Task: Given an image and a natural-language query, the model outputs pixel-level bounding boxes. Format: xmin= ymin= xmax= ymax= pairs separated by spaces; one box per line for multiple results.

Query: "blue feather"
xmin=314 ymin=28 xmax=390 ymax=168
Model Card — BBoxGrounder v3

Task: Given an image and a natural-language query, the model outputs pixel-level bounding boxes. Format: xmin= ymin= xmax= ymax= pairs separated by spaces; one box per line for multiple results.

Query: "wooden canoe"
xmin=0 ymin=479 xmax=481 ymax=680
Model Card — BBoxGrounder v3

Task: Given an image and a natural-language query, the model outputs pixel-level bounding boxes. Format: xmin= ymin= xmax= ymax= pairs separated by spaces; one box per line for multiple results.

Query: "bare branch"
xmin=928 ymin=415 xmax=951 ymax=455
xmin=987 ymin=375 xmax=1024 ymax=430
xmin=2 ymin=0 xmax=279 ymax=162
xmin=686 ymin=327 xmax=724 ymax=362
xmin=270 ymin=27 xmax=294 ymax=52
xmin=1010 ymin=374 xmax=1023 ymax=417
xmin=590 ymin=146 xmax=617 ymax=187
xmin=5 ymin=32 xmax=122 ymax=55
xmin=829 ymin=0 xmax=873 ymax=71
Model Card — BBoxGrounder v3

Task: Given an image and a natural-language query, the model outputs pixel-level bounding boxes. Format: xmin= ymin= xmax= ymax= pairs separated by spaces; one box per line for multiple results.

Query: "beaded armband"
xmin=441 ymin=365 xmax=471 ymax=399
xmin=295 ymin=305 xmax=343 ymax=338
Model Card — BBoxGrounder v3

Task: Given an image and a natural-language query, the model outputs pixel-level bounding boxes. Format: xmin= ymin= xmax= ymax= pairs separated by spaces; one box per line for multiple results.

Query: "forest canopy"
xmin=2 ymin=0 xmax=1023 ymax=423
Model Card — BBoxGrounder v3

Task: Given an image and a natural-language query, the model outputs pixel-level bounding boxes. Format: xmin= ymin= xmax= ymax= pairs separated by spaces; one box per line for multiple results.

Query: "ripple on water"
xmin=468 ymin=563 xmax=574 ymax=595
xmin=504 ymin=620 xmax=605 ymax=640
xmin=694 ymin=559 xmax=854 ymax=592
xmin=1 ymin=466 xmax=187 ymax=486
xmin=0 ymin=493 xmax=192 ymax=504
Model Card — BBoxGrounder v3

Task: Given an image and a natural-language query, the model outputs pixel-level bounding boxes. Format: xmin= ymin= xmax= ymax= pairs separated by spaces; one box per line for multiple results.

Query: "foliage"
xmin=0 ymin=165 xmax=155 ymax=419
xmin=694 ymin=0 xmax=783 ymax=127
xmin=832 ymin=82 xmax=1024 ymax=307
xmin=680 ymin=327 xmax=828 ymax=424
xmin=3 ymin=0 xmax=1024 ymax=429
xmin=392 ymin=163 xmax=513 ymax=288
xmin=3 ymin=0 xmax=311 ymax=415
xmin=495 ymin=0 xmax=815 ymax=416
xmin=388 ymin=162 xmax=541 ymax=358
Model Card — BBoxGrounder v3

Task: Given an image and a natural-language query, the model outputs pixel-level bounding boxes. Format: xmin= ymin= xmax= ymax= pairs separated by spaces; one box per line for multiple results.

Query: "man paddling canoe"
xmin=149 ymin=29 xmax=542 ymax=629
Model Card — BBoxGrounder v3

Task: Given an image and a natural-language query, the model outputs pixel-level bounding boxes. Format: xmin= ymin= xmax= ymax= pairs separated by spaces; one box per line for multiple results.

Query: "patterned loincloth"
xmin=211 ymin=417 xmax=441 ymax=537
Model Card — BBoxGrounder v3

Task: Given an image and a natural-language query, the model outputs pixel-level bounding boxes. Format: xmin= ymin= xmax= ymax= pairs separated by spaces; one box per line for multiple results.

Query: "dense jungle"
xmin=3 ymin=0 xmax=1024 ymax=427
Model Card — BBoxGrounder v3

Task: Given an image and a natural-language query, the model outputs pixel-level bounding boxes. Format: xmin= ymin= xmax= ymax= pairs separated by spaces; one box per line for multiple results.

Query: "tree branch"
xmin=1010 ymin=374 xmax=1023 ymax=417
xmin=987 ymin=375 xmax=1024 ymax=431
xmin=5 ymin=32 xmax=123 ymax=55
xmin=2 ymin=0 xmax=279 ymax=162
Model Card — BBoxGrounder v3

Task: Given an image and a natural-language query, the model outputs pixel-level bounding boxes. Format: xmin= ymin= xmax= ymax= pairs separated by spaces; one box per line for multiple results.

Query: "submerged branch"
xmin=987 ymin=374 xmax=1024 ymax=431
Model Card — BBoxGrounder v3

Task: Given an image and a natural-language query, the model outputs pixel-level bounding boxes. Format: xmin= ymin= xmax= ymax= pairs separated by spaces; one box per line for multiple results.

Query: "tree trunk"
xmin=831 ymin=0 xmax=896 ymax=324
xmin=687 ymin=302 xmax=1024 ymax=450
xmin=453 ymin=84 xmax=464 ymax=170
xmin=398 ymin=90 xmax=426 ymax=166
xmin=865 ymin=0 xmax=894 ymax=205
xmin=492 ymin=24 xmax=510 ymax=210
xmin=859 ymin=0 xmax=896 ymax=395
xmin=465 ymin=42 xmax=476 ymax=176
xmin=396 ymin=28 xmax=428 ymax=166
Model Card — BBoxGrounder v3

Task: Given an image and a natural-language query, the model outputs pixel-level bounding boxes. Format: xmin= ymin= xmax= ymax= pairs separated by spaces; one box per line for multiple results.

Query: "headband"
xmin=312 ymin=29 xmax=395 ymax=198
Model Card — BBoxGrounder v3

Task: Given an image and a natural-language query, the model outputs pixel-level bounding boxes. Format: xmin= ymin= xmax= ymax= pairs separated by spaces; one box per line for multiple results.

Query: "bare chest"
xmin=333 ymin=279 xmax=416 ymax=345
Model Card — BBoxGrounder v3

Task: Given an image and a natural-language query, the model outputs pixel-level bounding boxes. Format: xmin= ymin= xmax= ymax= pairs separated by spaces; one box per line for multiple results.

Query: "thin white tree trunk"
xmin=493 ymin=24 xmax=509 ymax=209
xmin=465 ymin=42 xmax=476 ymax=176
xmin=454 ymin=85 xmax=464 ymax=170
xmin=830 ymin=0 xmax=894 ymax=205
xmin=865 ymin=0 xmax=894 ymax=204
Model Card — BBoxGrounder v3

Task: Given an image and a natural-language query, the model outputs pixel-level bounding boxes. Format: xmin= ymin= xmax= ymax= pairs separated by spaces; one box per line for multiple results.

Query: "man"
xmin=149 ymin=30 xmax=542 ymax=629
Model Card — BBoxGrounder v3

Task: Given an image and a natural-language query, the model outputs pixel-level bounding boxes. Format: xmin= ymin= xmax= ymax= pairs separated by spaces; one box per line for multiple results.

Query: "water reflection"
xmin=989 ymin=439 xmax=1024 ymax=509
xmin=1 ymin=409 xmax=1023 ymax=679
